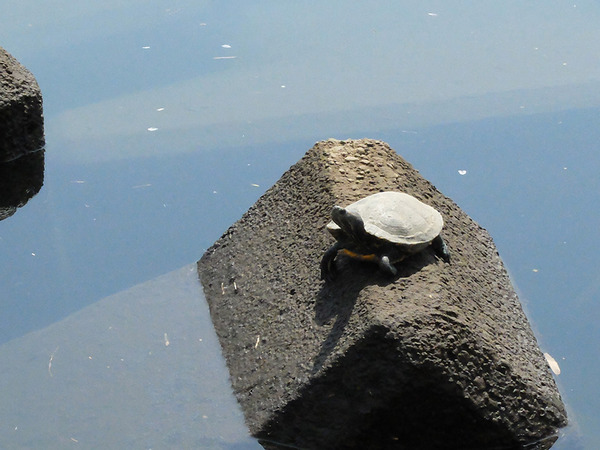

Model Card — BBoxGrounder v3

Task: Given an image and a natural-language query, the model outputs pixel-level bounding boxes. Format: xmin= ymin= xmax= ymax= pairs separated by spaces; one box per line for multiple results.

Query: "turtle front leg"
xmin=320 ymin=241 xmax=343 ymax=281
xmin=432 ymin=235 xmax=451 ymax=262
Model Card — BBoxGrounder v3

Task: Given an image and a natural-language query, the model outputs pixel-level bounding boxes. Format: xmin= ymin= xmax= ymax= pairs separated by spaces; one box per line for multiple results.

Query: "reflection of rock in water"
xmin=0 ymin=149 xmax=45 ymax=220
xmin=199 ymin=139 xmax=567 ymax=450
xmin=0 ymin=45 xmax=45 ymax=220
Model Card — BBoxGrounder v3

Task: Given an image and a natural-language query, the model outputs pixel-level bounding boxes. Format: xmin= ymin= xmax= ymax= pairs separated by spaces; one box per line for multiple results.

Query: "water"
xmin=1 ymin=1 xmax=599 ymax=448
xmin=0 ymin=265 xmax=260 ymax=448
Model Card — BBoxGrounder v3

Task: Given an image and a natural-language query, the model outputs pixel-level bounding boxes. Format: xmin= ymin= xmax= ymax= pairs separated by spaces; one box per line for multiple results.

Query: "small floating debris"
xmin=147 ymin=127 xmax=158 ymax=132
xmin=544 ymin=352 xmax=561 ymax=375
xmin=427 ymin=12 xmax=438 ymax=16
xmin=458 ymin=170 xmax=467 ymax=175
xmin=251 ymin=183 xmax=260 ymax=187
xmin=213 ymin=56 xmax=237 ymax=60
xmin=142 ymin=46 xmax=151 ymax=50
xmin=48 ymin=347 xmax=59 ymax=377
xmin=221 ymin=44 xmax=231 ymax=48
xmin=156 ymin=107 xmax=165 ymax=112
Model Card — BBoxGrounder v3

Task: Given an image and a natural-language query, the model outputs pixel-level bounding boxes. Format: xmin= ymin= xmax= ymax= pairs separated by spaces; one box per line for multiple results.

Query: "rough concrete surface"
xmin=198 ymin=139 xmax=567 ymax=449
xmin=0 ymin=45 xmax=44 ymax=162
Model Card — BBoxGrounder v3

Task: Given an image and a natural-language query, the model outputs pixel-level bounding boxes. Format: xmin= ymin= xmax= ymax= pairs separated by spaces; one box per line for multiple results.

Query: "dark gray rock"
xmin=0 ymin=45 xmax=44 ymax=162
xmin=198 ymin=139 xmax=567 ymax=449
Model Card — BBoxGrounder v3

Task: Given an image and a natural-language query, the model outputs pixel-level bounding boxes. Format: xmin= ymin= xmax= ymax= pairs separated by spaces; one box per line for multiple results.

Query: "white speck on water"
xmin=427 ymin=12 xmax=438 ymax=16
xmin=532 ymin=268 xmax=539 ymax=273
xmin=251 ymin=183 xmax=260 ymax=187
xmin=458 ymin=170 xmax=467 ymax=175
xmin=213 ymin=56 xmax=237 ymax=60
xmin=31 ymin=253 xmax=36 ymax=256
xmin=221 ymin=44 xmax=231 ymax=48
xmin=156 ymin=107 xmax=165 ymax=112
xmin=281 ymin=85 xmax=286 ymax=88
xmin=142 ymin=46 xmax=150 ymax=50
xmin=562 ymin=62 xmax=568 ymax=66
xmin=147 ymin=127 xmax=158 ymax=132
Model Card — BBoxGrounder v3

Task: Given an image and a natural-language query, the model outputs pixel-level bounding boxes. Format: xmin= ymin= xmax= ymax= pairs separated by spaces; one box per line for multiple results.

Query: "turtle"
xmin=320 ymin=191 xmax=450 ymax=280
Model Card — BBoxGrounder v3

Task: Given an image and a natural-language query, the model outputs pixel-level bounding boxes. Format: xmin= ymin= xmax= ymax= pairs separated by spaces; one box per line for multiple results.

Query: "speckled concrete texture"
xmin=198 ymin=139 xmax=567 ymax=449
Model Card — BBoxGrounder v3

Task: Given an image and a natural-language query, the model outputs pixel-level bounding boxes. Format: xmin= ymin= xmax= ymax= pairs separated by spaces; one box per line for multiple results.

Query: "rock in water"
xmin=198 ymin=139 xmax=567 ymax=449
xmin=0 ymin=45 xmax=45 ymax=162
xmin=0 ymin=46 xmax=45 ymax=220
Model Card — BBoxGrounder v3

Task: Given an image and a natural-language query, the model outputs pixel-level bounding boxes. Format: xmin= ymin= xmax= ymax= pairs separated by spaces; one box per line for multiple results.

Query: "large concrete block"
xmin=198 ymin=139 xmax=567 ymax=449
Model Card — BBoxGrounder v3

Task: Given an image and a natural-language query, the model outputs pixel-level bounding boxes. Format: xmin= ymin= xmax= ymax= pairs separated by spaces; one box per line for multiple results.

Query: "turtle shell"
xmin=327 ymin=192 xmax=443 ymax=245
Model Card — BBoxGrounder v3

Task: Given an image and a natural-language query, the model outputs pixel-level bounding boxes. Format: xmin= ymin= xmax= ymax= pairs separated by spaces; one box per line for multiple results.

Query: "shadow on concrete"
xmin=312 ymin=248 xmax=439 ymax=374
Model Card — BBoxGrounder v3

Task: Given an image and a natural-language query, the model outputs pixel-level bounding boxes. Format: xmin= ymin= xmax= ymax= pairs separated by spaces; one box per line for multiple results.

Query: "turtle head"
xmin=331 ymin=206 xmax=366 ymax=241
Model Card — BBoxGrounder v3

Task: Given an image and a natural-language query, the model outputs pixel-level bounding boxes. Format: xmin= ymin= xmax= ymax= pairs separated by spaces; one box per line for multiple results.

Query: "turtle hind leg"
xmin=320 ymin=242 xmax=342 ymax=281
xmin=432 ymin=235 xmax=451 ymax=263
xmin=339 ymin=250 xmax=398 ymax=277
xmin=377 ymin=256 xmax=398 ymax=276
